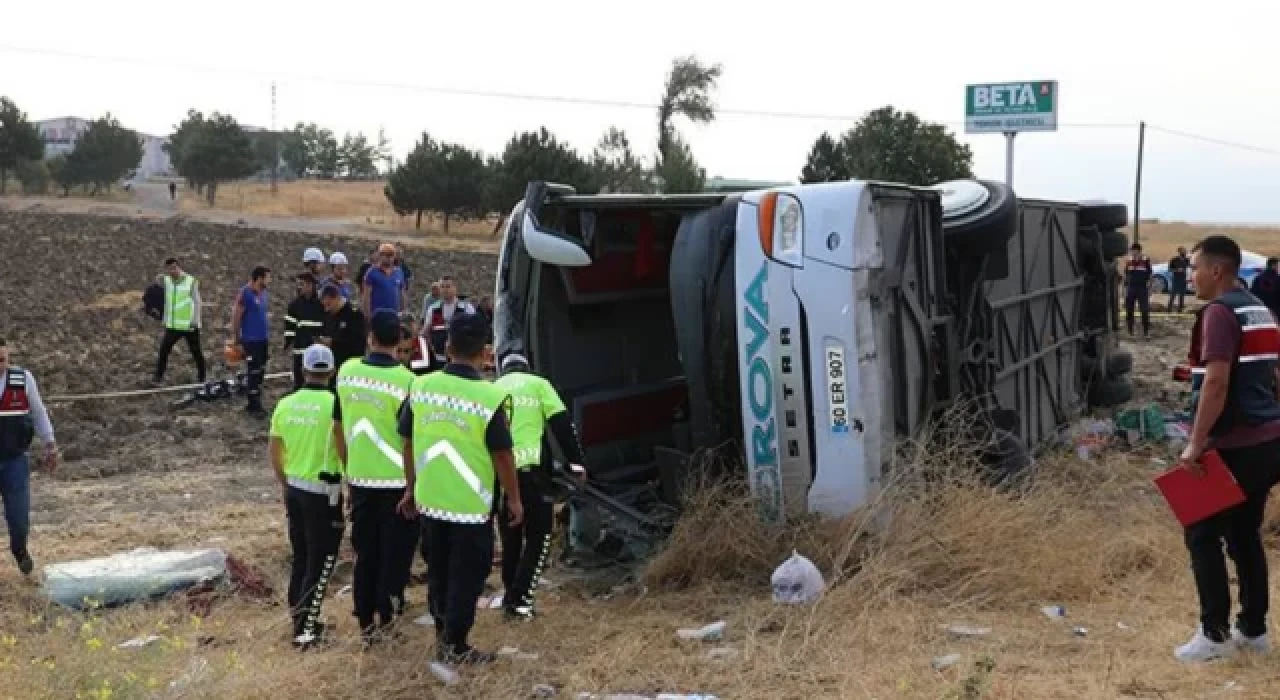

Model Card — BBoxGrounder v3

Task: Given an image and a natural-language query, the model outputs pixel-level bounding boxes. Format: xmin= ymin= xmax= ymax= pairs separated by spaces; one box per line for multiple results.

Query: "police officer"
xmin=1124 ymin=242 xmax=1154 ymax=337
xmin=494 ymin=353 xmax=587 ymax=621
xmin=334 ymin=310 xmax=419 ymax=644
xmin=397 ymin=313 xmax=523 ymax=665
xmin=152 ymin=257 xmax=206 ymax=386
xmin=0 ymin=338 xmax=57 ymax=576
xmin=269 ymin=344 xmax=344 ymax=649
xmin=284 ymin=273 xmax=326 ymax=390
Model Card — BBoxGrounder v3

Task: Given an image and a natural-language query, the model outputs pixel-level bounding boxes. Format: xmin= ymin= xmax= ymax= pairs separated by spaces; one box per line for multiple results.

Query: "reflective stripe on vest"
xmin=410 ymin=337 xmax=432 ymax=371
xmin=495 ymin=373 xmax=567 ymax=470
xmin=274 ymin=388 xmax=341 ymax=483
xmin=410 ymin=372 xmax=508 ymax=522
xmin=164 ymin=275 xmax=196 ymax=331
xmin=337 ymin=359 xmax=415 ymax=488
xmin=0 ymin=368 xmax=30 ymax=417
xmin=1190 ymin=291 xmax=1280 ymax=435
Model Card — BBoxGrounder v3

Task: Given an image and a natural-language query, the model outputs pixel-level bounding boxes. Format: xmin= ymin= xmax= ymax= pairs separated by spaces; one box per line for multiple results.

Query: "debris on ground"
xmin=116 ymin=634 xmax=162 ymax=649
xmin=942 ymin=624 xmax=991 ymax=638
xmin=413 ymin=614 xmax=435 ymax=627
xmin=44 ymin=548 xmax=227 ymax=610
xmin=533 ymin=684 xmax=559 ymax=698
xmin=1072 ymin=626 xmax=1089 ymax=637
xmin=184 ymin=554 xmax=274 ymax=616
xmin=931 ymin=653 xmax=962 ymax=671
xmin=429 ymin=662 xmax=461 ymax=686
xmin=771 ymin=550 xmax=825 ymax=604
xmin=676 ymin=620 xmax=726 ymax=642
xmin=1040 ymin=605 xmax=1065 ymax=619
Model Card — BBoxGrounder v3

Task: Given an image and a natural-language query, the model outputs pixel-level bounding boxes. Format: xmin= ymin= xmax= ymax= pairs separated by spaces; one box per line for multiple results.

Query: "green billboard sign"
xmin=964 ymin=81 xmax=1058 ymax=134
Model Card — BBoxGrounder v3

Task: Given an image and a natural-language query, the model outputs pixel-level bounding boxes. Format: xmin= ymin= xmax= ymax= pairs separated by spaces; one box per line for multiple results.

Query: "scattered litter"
xmin=942 ymin=624 xmax=991 ymax=638
xmin=931 ymin=653 xmax=962 ymax=671
xmin=116 ymin=635 xmax=162 ymax=649
xmin=1072 ymin=626 xmax=1089 ymax=637
xmin=515 ymin=652 xmax=541 ymax=661
xmin=1117 ymin=622 xmax=1133 ymax=632
xmin=44 ymin=547 xmax=227 ymax=610
xmin=429 ymin=662 xmax=461 ymax=686
xmin=533 ymin=684 xmax=559 ymax=698
xmin=336 ymin=585 xmax=352 ymax=598
xmin=206 ymin=537 xmax=228 ymax=544
xmin=479 ymin=592 xmax=505 ymax=609
xmin=183 ymin=493 xmax=192 ymax=500
xmin=498 ymin=646 xmax=520 ymax=656
xmin=1040 ymin=605 xmax=1065 ymax=619
xmin=413 ymin=614 xmax=435 ymax=627
xmin=677 ymin=620 xmax=726 ymax=642
xmin=705 ymin=646 xmax=739 ymax=661
xmin=771 ymin=550 xmax=825 ymax=604
xmin=1072 ymin=419 xmax=1114 ymax=459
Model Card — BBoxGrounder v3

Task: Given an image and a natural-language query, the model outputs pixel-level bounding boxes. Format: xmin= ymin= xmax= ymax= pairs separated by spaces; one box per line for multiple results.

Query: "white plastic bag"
xmin=43 ymin=547 xmax=227 ymax=610
xmin=771 ymin=550 xmax=825 ymax=605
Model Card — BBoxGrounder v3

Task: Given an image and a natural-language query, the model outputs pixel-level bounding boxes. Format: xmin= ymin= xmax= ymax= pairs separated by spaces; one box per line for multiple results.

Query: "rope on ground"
xmin=45 ymin=372 xmax=293 ymax=404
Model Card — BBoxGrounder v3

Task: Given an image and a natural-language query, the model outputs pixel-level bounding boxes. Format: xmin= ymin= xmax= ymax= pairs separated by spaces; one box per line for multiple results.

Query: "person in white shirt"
xmin=421 ymin=276 xmax=475 ymax=363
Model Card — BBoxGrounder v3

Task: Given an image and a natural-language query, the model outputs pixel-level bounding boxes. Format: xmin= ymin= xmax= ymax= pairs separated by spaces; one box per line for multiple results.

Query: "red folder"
xmin=1154 ymin=450 xmax=1246 ymax=527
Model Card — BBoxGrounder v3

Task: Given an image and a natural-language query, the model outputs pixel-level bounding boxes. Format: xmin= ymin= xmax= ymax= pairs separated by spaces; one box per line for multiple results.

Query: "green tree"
xmin=488 ymin=127 xmax=592 ymax=233
xmin=654 ymin=133 xmax=705 ymax=193
xmin=68 ymin=114 xmax=143 ymax=194
xmin=14 ymin=158 xmax=50 ymax=195
xmin=313 ymin=129 xmax=340 ymax=178
xmin=339 ymin=132 xmax=377 ymax=178
xmin=423 ymin=142 xmax=487 ymax=234
xmin=47 ymin=154 xmax=81 ymax=196
xmin=590 ymin=127 xmax=653 ymax=194
xmin=0 ymin=97 xmax=45 ymax=195
xmin=835 ymin=106 xmax=974 ymax=185
xmin=167 ymin=110 xmax=207 ymax=189
xmin=179 ymin=113 xmax=257 ymax=205
xmin=249 ymin=130 xmax=282 ymax=174
xmin=799 ymin=132 xmax=850 ymax=183
xmin=384 ymin=132 xmax=437 ymax=230
xmin=280 ymin=122 xmax=313 ymax=177
xmin=656 ymin=56 xmax=721 ymax=172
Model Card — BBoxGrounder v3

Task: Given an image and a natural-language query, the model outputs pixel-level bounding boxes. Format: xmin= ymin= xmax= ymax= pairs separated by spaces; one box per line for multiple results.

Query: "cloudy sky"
xmin=4 ymin=0 xmax=1276 ymax=223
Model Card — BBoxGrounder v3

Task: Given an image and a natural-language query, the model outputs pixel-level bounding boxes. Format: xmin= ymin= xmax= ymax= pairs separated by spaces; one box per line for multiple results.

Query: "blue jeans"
xmin=0 ymin=454 xmax=31 ymax=558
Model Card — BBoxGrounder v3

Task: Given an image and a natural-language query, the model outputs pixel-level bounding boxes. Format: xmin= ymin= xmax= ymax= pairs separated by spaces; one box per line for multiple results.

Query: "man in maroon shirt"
xmin=1174 ymin=235 xmax=1280 ymax=662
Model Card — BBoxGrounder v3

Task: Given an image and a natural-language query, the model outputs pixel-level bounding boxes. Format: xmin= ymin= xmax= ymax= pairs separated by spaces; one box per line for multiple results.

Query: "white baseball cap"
xmin=302 ymin=344 xmax=335 ymax=372
xmin=303 ymin=247 xmax=325 ymax=264
xmin=329 ymin=252 xmax=348 ymax=266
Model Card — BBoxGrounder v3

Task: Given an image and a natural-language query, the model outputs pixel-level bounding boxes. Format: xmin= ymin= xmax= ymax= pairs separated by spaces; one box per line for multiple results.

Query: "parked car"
xmin=1151 ymin=250 xmax=1268 ymax=295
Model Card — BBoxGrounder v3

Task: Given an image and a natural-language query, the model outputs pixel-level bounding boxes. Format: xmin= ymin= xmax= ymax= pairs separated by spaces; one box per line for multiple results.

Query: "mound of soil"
xmin=0 ymin=211 xmax=496 ymax=484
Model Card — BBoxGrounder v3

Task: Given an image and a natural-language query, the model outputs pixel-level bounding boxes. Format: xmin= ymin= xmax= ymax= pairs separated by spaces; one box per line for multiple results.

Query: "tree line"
xmin=1 ymin=55 xmax=977 ymax=224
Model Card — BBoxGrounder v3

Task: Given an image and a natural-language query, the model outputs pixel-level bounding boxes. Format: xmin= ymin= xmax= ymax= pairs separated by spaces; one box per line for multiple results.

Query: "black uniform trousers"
xmin=1169 ymin=276 xmax=1189 ymax=313
xmin=1125 ymin=289 xmax=1151 ymax=335
xmin=423 ymin=516 xmax=494 ymax=653
xmin=243 ymin=341 xmax=269 ymax=410
xmin=285 ymin=486 xmax=345 ymax=639
xmin=349 ymin=486 xmax=419 ymax=629
xmin=499 ymin=469 xmax=555 ymax=613
xmin=1185 ymin=438 xmax=1280 ymax=641
xmin=155 ymin=328 xmax=207 ymax=382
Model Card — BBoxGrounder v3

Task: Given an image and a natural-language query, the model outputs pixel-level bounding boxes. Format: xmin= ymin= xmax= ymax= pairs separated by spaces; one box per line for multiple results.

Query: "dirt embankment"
xmin=0 ymin=210 xmax=496 ymax=490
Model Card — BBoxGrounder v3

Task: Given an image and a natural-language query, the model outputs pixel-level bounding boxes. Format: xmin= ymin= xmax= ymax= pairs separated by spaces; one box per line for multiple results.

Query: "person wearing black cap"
xmin=333 ymin=310 xmax=420 ymax=645
xmin=284 ymin=273 xmax=326 ymax=390
xmin=493 ymin=353 xmax=587 ymax=621
xmin=319 ymin=284 xmax=367 ymax=387
xmin=398 ymin=312 xmax=522 ymax=665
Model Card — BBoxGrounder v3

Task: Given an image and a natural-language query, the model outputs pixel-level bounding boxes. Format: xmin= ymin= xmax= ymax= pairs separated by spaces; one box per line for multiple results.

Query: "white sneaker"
xmin=1175 ymin=628 xmax=1236 ymax=662
xmin=1231 ymin=628 xmax=1272 ymax=654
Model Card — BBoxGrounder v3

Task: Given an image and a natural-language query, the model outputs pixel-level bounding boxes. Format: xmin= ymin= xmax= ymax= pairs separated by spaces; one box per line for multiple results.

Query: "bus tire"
xmin=1079 ymin=200 xmax=1129 ymax=230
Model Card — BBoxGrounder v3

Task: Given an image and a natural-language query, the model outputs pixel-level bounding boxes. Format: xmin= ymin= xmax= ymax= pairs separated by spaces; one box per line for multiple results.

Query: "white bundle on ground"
xmin=771 ymin=550 xmax=825 ymax=605
xmin=43 ymin=547 xmax=227 ymax=609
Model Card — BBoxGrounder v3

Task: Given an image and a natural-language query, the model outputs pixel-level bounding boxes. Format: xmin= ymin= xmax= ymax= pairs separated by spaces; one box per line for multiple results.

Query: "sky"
xmin=4 ymin=0 xmax=1277 ymax=223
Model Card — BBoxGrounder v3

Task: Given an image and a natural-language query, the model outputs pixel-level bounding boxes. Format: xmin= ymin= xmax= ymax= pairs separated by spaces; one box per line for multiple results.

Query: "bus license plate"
xmin=826 ymin=344 xmax=850 ymax=434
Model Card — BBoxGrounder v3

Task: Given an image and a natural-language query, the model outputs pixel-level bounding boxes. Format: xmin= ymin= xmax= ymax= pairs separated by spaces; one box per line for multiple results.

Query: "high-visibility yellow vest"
xmin=409 ymin=372 xmax=510 ymax=523
xmin=494 ymin=372 xmax=565 ymax=470
xmin=270 ymin=387 xmax=341 ymax=492
xmin=336 ymin=357 xmax=415 ymax=488
xmin=163 ymin=275 xmax=197 ymax=331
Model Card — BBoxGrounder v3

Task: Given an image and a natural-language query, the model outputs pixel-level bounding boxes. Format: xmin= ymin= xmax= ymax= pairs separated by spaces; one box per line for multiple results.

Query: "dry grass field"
xmin=175 ymin=180 xmax=499 ymax=238
xmin=1129 ymin=221 xmax=1280 ymax=261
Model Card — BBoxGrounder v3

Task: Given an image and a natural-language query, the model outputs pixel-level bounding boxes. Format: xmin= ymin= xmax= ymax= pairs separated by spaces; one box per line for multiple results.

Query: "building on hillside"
xmin=35 ymin=116 xmax=173 ymax=179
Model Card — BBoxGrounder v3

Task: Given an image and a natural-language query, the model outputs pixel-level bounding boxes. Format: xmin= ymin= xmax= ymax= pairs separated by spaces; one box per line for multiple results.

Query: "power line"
xmin=0 ymin=44 xmax=1131 ymax=127
xmin=1146 ymin=124 xmax=1280 ymax=158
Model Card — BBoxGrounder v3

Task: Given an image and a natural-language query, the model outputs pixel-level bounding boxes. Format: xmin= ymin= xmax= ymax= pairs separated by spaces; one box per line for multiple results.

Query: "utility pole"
xmin=1133 ymin=121 xmax=1145 ymax=244
xmin=270 ymin=81 xmax=279 ymax=195
xmin=1003 ymin=131 xmax=1016 ymax=186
